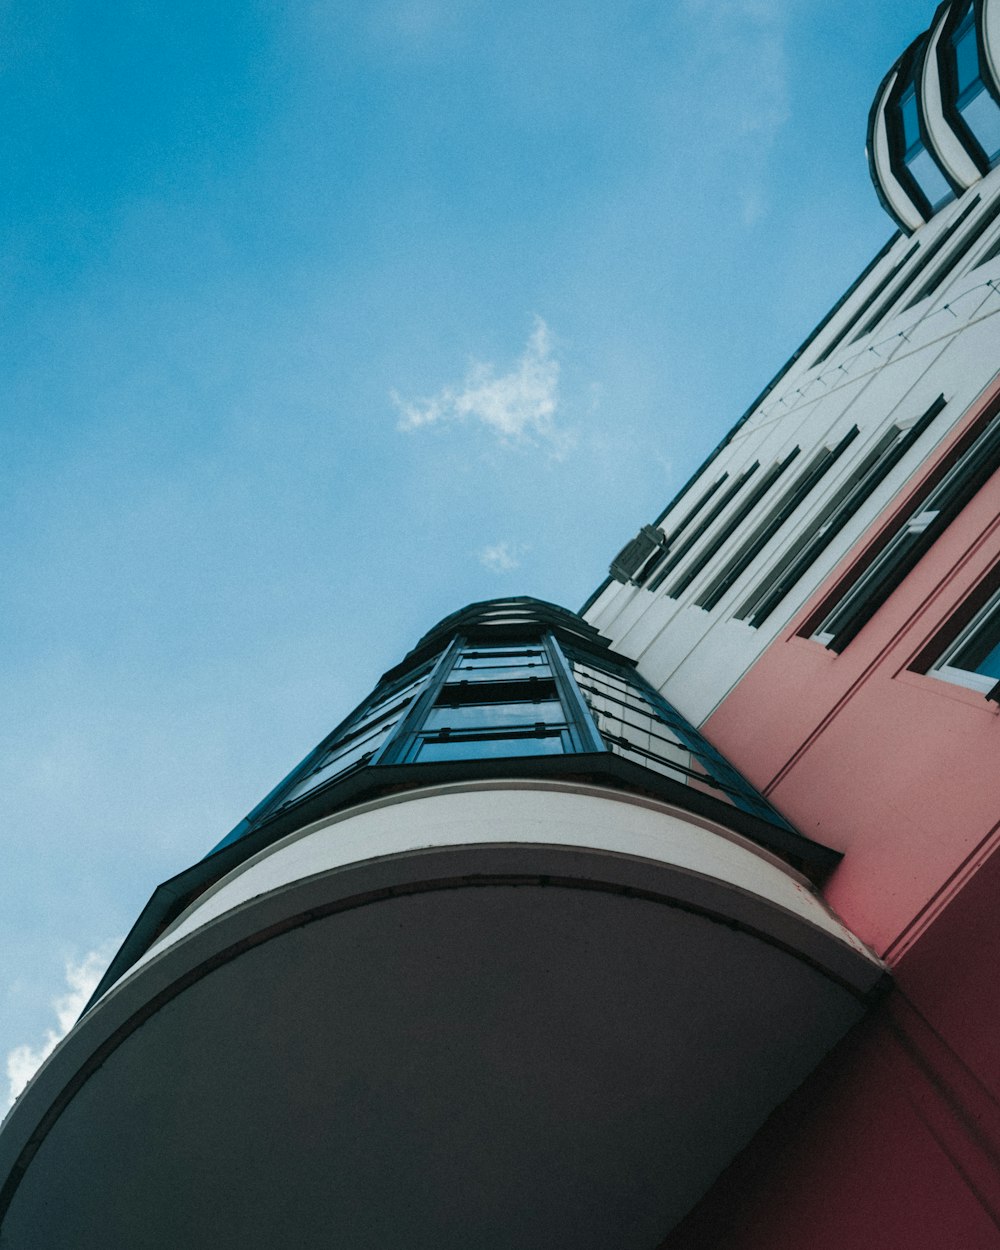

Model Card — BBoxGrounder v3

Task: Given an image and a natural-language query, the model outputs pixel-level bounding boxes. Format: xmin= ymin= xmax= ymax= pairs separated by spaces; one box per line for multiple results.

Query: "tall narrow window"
xmin=904 ymin=195 xmax=1000 ymax=307
xmin=648 ymin=463 xmax=761 ymax=592
xmin=808 ymin=401 xmax=1000 ymax=651
xmin=736 ymin=397 xmax=946 ymax=628
xmin=851 ymin=196 xmax=980 ymax=342
xmin=633 ymin=474 xmax=730 ymax=587
xmin=897 ymin=76 xmax=955 ymax=213
xmin=696 ymin=429 xmax=859 ymax=613
xmin=926 ymin=586 xmax=1000 ymax=693
xmin=946 ymin=2 xmax=1000 ymax=165
xmin=814 ymin=243 xmax=920 ymax=365
xmin=667 ymin=449 xmax=801 ymax=600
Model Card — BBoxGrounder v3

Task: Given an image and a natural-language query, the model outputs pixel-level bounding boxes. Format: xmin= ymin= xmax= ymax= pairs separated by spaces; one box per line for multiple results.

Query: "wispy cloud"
xmin=479 ymin=541 xmax=524 ymax=573
xmin=4 ymin=942 xmax=119 ymax=1114
xmin=393 ymin=317 xmax=571 ymax=454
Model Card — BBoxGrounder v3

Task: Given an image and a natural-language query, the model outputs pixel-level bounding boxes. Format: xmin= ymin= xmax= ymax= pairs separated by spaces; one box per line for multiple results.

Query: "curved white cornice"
xmin=871 ymin=71 xmax=928 ymax=231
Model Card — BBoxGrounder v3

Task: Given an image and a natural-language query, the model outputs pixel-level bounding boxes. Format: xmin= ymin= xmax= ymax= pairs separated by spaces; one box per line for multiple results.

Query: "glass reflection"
xmin=899 ymin=82 xmax=954 ymax=210
xmin=950 ymin=6 xmax=1000 ymax=163
xmin=414 ymin=733 xmax=566 ymax=762
xmin=425 ymin=701 xmax=564 ymax=730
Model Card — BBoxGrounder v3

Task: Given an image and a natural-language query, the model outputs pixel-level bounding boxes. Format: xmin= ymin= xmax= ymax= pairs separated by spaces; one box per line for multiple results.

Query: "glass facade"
xmin=948 ymin=3 xmax=1000 ymax=164
xmin=232 ymin=599 xmax=798 ymax=838
xmin=897 ymin=75 xmax=955 ymax=212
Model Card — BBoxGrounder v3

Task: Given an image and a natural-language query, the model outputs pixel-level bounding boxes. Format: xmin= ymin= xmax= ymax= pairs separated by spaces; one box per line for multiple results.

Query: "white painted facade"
xmin=587 ymin=169 xmax=1000 ymax=724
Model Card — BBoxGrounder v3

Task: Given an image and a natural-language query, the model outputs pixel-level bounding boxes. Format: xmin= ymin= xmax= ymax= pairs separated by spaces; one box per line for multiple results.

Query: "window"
xmin=851 ymin=197 xmax=980 ymax=342
xmin=946 ymin=3 xmax=1000 ymax=165
xmin=814 ymin=243 xmax=920 ymax=366
xmin=667 ymin=448 xmax=801 ymax=600
xmin=974 ymin=228 xmax=1000 ymax=269
xmin=928 ymin=587 xmax=1000 ymax=693
xmin=808 ymin=400 xmax=1000 ymax=652
xmin=277 ymin=659 xmax=440 ymax=806
xmin=647 ymin=463 xmax=761 ymax=592
xmin=896 ymin=75 xmax=955 ymax=213
xmin=567 ymin=653 xmax=795 ymax=828
xmin=446 ymin=647 xmax=551 ymax=681
xmin=736 ymin=396 xmax=946 ymax=628
xmin=904 ymin=195 xmax=1000 ymax=308
xmin=632 ymin=475 xmax=731 ymax=587
xmin=695 ymin=428 xmax=859 ymax=613
xmin=386 ymin=639 xmax=598 ymax=763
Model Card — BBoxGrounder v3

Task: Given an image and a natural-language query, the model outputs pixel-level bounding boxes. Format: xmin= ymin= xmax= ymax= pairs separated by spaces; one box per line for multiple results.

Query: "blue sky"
xmin=2 ymin=0 xmax=936 ymax=1103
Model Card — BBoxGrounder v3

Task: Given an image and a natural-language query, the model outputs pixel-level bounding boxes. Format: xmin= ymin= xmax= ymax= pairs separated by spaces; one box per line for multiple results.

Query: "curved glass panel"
xmin=949 ymin=5 xmax=1000 ymax=163
xmin=899 ymin=82 xmax=955 ymax=210
xmin=411 ymin=731 xmax=568 ymax=761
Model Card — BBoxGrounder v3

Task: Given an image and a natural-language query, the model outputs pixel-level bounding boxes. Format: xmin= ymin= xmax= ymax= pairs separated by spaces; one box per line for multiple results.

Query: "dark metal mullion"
xmin=648 ymin=464 xmax=760 ymax=592
xmin=826 ymin=415 xmax=1000 ymax=651
xmin=546 ymin=635 xmax=606 ymax=754
xmin=743 ymin=395 xmax=946 ymax=627
xmin=905 ymin=195 xmax=1000 ymax=307
xmin=852 ymin=196 xmax=980 ymax=340
xmin=669 ymin=449 xmax=801 ymax=600
xmin=374 ymin=636 xmax=464 ymax=765
xmin=814 ymin=246 xmax=920 ymax=365
xmin=699 ymin=429 xmax=861 ymax=612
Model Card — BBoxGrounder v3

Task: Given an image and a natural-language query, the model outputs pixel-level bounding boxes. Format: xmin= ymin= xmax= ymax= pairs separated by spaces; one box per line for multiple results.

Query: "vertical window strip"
xmin=695 ymin=428 xmax=861 ymax=613
xmin=809 ymin=404 xmax=1000 ymax=652
xmin=850 ymin=196 xmax=981 ymax=342
xmin=813 ymin=245 xmax=920 ymax=366
xmin=634 ymin=474 xmax=731 ymax=587
xmin=904 ymin=194 xmax=1000 ymax=307
xmin=736 ymin=395 xmax=947 ymax=628
xmin=647 ymin=463 xmax=761 ymax=592
xmin=973 ymin=223 xmax=1000 ymax=268
xmin=667 ymin=449 xmax=802 ymax=601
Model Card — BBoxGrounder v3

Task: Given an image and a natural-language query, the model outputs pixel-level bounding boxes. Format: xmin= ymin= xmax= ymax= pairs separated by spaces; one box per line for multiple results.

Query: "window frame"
xmin=805 ymin=398 xmax=1000 ymax=653
xmin=736 ymin=397 xmax=947 ymax=629
xmin=666 ymin=449 xmax=801 ymax=601
xmin=695 ymin=428 xmax=860 ymax=613
xmin=927 ymin=585 xmax=1000 ymax=693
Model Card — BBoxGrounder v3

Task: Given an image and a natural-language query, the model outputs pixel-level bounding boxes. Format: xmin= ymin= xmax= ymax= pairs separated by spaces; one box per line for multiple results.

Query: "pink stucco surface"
xmin=667 ymin=380 xmax=1000 ymax=1248
xmin=704 ymin=381 xmax=1000 ymax=957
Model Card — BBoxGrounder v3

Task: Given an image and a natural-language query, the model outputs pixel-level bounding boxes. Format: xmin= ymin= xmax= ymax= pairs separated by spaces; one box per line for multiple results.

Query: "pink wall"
xmin=661 ymin=806 xmax=1000 ymax=1247
xmin=666 ymin=379 xmax=1000 ymax=1247
xmin=704 ymin=379 xmax=1000 ymax=957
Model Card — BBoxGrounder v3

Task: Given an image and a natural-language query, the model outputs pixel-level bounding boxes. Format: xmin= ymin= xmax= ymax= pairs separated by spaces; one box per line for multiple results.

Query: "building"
xmin=3 ymin=0 xmax=1000 ymax=1245
xmin=586 ymin=0 xmax=1000 ymax=1241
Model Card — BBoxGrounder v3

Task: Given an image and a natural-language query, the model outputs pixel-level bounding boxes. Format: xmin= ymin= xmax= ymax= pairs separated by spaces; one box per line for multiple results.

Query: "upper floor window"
xmin=897 ymin=77 xmax=955 ymax=213
xmin=736 ymin=397 xmax=946 ymax=629
xmin=695 ymin=430 xmax=859 ymax=613
xmin=807 ymin=400 xmax=1000 ymax=652
xmin=947 ymin=3 xmax=1000 ymax=165
xmin=666 ymin=449 xmax=800 ymax=600
xmin=928 ymin=586 xmax=1000 ymax=694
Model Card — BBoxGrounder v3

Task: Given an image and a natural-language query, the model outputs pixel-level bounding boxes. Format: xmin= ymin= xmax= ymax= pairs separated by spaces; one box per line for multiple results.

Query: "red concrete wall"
xmin=669 ymin=379 xmax=1000 ymax=1247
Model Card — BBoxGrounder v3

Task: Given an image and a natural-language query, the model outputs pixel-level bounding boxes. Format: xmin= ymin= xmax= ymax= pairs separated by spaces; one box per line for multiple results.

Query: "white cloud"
xmin=479 ymin=541 xmax=524 ymax=573
xmin=4 ymin=942 xmax=119 ymax=1114
xmin=393 ymin=317 xmax=571 ymax=454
